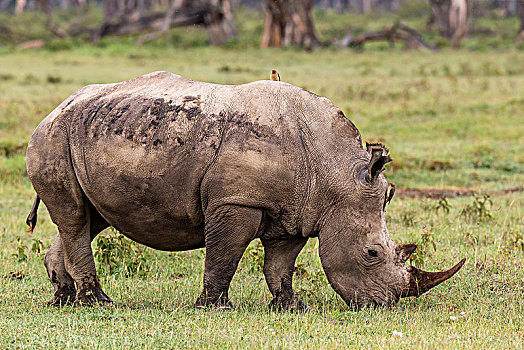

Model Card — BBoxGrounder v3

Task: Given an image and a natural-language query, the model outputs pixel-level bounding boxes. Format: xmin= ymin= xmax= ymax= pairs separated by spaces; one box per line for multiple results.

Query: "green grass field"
xmin=0 ymin=10 xmax=523 ymax=348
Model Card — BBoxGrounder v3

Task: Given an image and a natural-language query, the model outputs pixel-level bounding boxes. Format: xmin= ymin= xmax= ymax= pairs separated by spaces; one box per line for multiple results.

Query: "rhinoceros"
xmin=26 ymin=71 xmax=465 ymax=310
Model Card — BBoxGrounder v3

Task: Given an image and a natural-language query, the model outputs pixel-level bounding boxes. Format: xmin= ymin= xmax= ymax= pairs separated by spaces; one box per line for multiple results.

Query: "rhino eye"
xmin=368 ymin=249 xmax=378 ymax=257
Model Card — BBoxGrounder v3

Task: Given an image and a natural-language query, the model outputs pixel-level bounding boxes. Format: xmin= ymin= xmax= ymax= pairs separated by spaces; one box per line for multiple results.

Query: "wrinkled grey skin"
xmin=26 ymin=71 xmax=464 ymax=310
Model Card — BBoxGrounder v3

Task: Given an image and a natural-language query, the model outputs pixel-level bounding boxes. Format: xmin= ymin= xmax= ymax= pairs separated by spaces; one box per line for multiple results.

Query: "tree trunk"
xmin=506 ymin=0 xmax=517 ymax=16
xmin=0 ymin=0 xmax=9 ymax=11
xmin=516 ymin=0 xmax=524 ymax=45
xmin=93 ymin=0 xmax=154 ymax=41
xmin=15 ymin=0 xmax=26 ymax=14
xmin=360 ymin=0 xmax=370 ymax=14
xmin=261 ymin=0 xmax=320 ymax=48
xmin=162 ymin=0 xmax=185 ymax=31
xmin=429 ymin=0 xmax=468 ymax=47
xmin=205 ymin=0 xmax=237 ymax=45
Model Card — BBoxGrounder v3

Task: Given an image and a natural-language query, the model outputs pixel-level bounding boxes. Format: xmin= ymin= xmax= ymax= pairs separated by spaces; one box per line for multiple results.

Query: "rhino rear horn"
xmin=365 ymin=142 xmax=391 ymax=182
xmin=396 ymin=243 xmax=417 ymax=263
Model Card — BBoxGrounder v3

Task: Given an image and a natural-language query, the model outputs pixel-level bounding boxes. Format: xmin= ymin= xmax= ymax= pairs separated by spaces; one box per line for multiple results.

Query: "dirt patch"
xmin=397 ymin=186 xmax=523 ymax=199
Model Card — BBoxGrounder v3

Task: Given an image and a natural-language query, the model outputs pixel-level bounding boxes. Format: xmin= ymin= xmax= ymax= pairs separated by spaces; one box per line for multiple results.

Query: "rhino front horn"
xmin=405 ymin=258 xmax=466 ymax=297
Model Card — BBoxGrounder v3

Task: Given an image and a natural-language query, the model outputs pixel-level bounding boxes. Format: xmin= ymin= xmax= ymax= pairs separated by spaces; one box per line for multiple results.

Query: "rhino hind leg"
xmin=262 ymin=237 xmax=310 ymax=312
xmin=44 ymin=205 xmax=110 ymax=306
xmin=194 ymin=205 xmax=262 ymax=310
xmin=32 ymin=170 xmax=110 ymax=305
xmin=58 ymin=207 xmax=112 ymax=306
xmin=44 ymin=234 xmax=77 ymax=306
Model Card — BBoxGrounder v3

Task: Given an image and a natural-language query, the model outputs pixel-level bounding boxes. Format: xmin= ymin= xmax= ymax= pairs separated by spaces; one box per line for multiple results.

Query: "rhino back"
xmin=32 ymin=71 xmax=362 ymax=247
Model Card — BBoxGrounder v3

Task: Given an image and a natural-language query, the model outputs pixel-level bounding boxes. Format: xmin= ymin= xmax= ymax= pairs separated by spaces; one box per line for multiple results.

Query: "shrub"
xmin=93 ymin=228 xmax=153 ymax=278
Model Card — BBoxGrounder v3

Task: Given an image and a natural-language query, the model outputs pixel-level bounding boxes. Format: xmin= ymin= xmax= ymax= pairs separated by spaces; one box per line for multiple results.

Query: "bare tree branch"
xmin=339 ymin=21 xmax=437 ymax=51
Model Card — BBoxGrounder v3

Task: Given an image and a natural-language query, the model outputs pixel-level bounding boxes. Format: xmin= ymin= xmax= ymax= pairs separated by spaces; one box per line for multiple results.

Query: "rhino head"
xmin=318 ymin=142 xmax=465 ymax=309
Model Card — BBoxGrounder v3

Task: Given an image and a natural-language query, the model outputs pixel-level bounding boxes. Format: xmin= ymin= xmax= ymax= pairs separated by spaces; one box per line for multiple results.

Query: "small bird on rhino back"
xmin=270 ymin=69 xmax=280 ymax=81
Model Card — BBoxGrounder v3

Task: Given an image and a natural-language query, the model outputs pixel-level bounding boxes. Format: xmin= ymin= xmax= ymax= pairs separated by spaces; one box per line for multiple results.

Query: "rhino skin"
xmin=26 ymin=71 xmax=465 ymax=310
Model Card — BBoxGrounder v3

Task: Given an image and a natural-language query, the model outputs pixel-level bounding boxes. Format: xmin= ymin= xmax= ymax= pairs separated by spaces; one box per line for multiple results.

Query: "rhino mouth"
xmin=341 ymin=285 xmax=402 ymax=310
xmin=340 ymin=258 xmax=466 ymax=310
xmin=359 ymin=296 xmax=399 ymax=309
xmin=346 ymin=295 xmax=399 ymax=311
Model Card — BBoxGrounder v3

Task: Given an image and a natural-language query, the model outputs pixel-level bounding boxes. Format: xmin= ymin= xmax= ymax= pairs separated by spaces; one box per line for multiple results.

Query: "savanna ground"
xmin=0 ymin=6 xmax=523 ymax=349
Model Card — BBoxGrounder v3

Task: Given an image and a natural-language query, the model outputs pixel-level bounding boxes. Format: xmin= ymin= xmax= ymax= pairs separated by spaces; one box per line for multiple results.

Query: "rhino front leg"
xmin=195 ymin=205 xmax=262 ymax=310
xmin=262 ymin=237 xmax=309 ymax=312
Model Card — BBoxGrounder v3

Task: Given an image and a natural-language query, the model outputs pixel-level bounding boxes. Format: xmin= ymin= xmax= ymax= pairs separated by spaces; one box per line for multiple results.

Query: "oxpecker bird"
xmin=270 ymin=69 xmax=280 ymax=81
xmin=384 ymin=182 xmax=396 ymax=210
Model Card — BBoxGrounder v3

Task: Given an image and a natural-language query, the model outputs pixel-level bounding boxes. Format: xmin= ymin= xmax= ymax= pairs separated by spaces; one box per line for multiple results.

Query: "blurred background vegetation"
xmin=1 ymin=0 xmax=524 ymax=51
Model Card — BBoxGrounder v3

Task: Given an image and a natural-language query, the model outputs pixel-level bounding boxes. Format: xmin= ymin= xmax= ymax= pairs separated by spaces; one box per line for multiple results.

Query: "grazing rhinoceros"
xmin=26 ymin=71 xmax=465 ymax=310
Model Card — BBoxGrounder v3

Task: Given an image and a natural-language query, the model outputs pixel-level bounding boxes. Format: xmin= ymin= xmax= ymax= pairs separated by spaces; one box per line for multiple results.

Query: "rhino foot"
xmin=74 ymin=289 xmax=113 ymax=306
xmin=47 ymin=284 xmax=77 ymax=307
xmin=194 ymin=295 xmax=234 ymax=311
xmin=73 ymin=275 xmax=113 ymax=306
xmin=269 ymin=294 xmax=310 ymax=313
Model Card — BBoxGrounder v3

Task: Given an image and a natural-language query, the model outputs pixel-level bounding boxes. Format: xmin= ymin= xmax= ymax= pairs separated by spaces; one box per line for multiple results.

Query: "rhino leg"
xmin=44 ymin=206 xmax=110 ymax=306
xmin=194 ymin=205 xmax=262 ymax=310
xmin=36 ymin=178 xmax=110 ymax=305
xmin=45 ymin=234 xmax=77 ymax=305
xmin=59 ymin=210 xmax=112 ymax=306
xmin=262 ymin=238 xmax=310 ymax=312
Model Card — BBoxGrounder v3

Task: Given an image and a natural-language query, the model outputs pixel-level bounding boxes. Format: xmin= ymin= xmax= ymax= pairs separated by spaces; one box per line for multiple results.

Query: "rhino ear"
xmin=365 ymin=141 xmax=391 ymax=183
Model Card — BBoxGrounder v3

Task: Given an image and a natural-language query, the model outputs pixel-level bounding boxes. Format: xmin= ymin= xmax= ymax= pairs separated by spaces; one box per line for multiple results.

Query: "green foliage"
xmin=0 ymin=156 xmax=27 ymax=184
xmin=409 ymin=228 xmax=437 ymax=268
xmin=31 ymin=238 xmax=44 ymax=255
xmin=469 ymin=143 xmax=496 ymax=169
xmin=242 ymin=240 xmax=264 ymax=273
xmin=12 ymin=236 xmax=27 ymax=262
xmin=509 ymin=231 xmax=524 ymax=251
xmin=45 ymin=39 xmax=73 ymax=52
xmin=400 ymin=209 xmax=417 ymax=227
xmin=11 ymin=236 xmax=43 ymax=263
xmin=433 ymin=196 xmax=451 ymax=215
xmin=460 ymin=194 xmax=493 ymax=223
xmin=396 ymin=0 xmax=431 ymax=18
xmin=294 ymin=262 xmax=325 ymax=299
xmin=45 ymin=74 xmax=62 ymax=84
xmin=0 ymin=140 xmax=27 ymax=157
xmin=93 ymin=228 xmax=152 ymax=278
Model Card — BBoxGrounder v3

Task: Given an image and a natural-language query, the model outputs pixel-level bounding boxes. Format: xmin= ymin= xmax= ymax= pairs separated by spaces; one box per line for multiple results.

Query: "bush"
xmin=93 ymin=228 xmax=153 ymax=278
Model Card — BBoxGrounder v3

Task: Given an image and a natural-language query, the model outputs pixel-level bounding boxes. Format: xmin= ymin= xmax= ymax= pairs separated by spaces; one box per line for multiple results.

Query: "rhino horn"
xmin=396 ymin=243 xmax=417 ymax=263
xmin=405 ymin=258 xmax=466 ymax=297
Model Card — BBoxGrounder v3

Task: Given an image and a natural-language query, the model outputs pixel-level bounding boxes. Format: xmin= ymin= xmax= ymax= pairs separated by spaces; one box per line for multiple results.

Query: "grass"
xmin=0 ymin=9 xmax=523 ymax=349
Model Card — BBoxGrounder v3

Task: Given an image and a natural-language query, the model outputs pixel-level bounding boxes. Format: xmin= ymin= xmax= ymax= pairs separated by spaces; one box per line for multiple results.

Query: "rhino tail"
xmin=26 ymin=195 xmax=41 ymax=233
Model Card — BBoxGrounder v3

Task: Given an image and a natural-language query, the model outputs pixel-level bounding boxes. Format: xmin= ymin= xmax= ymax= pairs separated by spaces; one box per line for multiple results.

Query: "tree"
xmin=517 ymin=0 xmax=524 ymax=45
xmin=429 ymin=0 xmax=468 ymax=47
xmin=15 ymin=0 xmax=26 ymax=14
xmin=261 ymin=0 xmax=320 ymax=48
xmin=360 ymin=0 xmax=370 ymax=13
xmin=205 ymin=0 xmax=237 ymax=45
